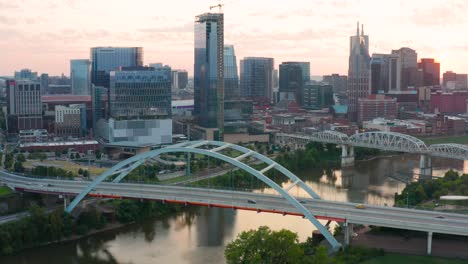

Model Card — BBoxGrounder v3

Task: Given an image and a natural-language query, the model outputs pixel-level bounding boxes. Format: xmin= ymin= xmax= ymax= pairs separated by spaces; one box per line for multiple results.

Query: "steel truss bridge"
xmin=2 ymin=140 xmax=468 ymax=254
xmin=276 ymin=131 xmax=468 ymax=160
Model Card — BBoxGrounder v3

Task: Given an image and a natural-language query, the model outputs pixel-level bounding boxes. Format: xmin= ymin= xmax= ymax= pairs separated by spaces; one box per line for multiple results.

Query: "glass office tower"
xmin=90 ymin=47 xmax=143 ymax=88
xmin=70 ymin=59 xmax=91 ymax=95
xmin=240 ymin=57 xmax=274 ymax=103
xmin=194 ymin=13 xmax=224 ymax=135
xmin=224 ymin=45 xmax=239 ymax=99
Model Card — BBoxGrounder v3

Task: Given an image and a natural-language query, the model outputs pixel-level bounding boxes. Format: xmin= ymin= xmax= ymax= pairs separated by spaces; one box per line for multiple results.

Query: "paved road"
xmin=1 ymin=170 xmax=468 ymax=237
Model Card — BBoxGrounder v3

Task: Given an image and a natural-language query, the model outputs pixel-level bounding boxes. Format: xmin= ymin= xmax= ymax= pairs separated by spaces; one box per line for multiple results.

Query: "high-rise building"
xmin=224 ymin=45 xmax=239 ymax=99
xmin=279 ymin=62 xmax=303 ymax=104
xmin=302 ymin=83 xmax=334 ymax=110
xmin=71 ymin=59 xmax=91 ymax=95
xmin=347 ymin=22 xmax=371 ymax=121
xmin=240 ymin=57 xmax=274 ymax=103
xmin=194 ymin=13 xmax=224 ymax=138
xmin=391 ymin=47 xmax=418 ymax=89
xmin=171 ymin=70 xmax=189 ymax=89
xmin=90 ymin=47 xmax=143 ymax=88
xmin=6 ymin=80 xmax=43 ymax=133
xmin=442 ymin=71 xmax=468 ymax=90
xmin=323 ymin=74 xmax=347 ymax=96
xmin=95 ymin=66 xmax=172 ymax=145
xmin=418 ymin=58 xmax=440 ymax=86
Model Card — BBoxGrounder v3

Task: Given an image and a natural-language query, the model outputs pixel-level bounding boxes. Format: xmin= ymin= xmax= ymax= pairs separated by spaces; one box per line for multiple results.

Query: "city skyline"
xmin=1 ymin=0 xmax=468 ymax=76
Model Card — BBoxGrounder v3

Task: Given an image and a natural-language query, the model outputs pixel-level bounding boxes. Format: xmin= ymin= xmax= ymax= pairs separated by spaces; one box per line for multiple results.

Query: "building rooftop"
xmin=20 ymin=140 xmax=99 ymax=148
xmin=331 ymin=105 xmax=348 ymax=114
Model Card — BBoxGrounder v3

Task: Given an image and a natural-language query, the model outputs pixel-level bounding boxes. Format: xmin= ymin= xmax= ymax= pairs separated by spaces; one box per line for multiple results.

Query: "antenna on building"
xmin=356 ymin=21 xmax=359 ymax=35
xmin=210 ymin=0 xmax=224 ymax=13
xmin=361 ymin=24 xmax=364 ymax=36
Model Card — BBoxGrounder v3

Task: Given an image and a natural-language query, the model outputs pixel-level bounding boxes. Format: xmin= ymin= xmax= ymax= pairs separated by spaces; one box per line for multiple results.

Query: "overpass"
xmin=2 ymin=140 xmax=468 ymax=254
xmin=275 ymin=131 xmax=468 ymax=177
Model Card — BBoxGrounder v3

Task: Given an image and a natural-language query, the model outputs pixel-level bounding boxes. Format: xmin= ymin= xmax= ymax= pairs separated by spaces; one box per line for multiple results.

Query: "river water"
xmin=1 ymin=155 xmax=464 ymax=264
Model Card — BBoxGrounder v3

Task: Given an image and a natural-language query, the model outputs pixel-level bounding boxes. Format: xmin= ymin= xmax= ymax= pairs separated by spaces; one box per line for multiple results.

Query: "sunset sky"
xmin=1 ymin=0 xmax=467 ymax=77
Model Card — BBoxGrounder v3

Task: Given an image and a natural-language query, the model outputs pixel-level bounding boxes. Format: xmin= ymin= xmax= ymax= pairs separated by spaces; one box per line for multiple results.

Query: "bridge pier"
xmin=341 ymin=145 xmax=355 ymax=167
xmin=343 ymin=222 xmax=354 ymax=246
xmin=427 ymin=231 xmax=433 ymax=255
xmin=419 ymin=154 xmax=432 ymax=179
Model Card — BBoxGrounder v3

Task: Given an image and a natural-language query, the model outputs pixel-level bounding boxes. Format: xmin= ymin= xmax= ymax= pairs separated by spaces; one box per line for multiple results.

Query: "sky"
xmin=1 ymin=0 xmax=468 ymax=77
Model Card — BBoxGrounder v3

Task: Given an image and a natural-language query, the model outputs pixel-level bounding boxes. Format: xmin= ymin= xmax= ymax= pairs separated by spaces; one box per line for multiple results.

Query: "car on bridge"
xmin=247 ymin=199 xmax=256 ymax=204
xmin=355 ymin=204 xmax=366 ymax=209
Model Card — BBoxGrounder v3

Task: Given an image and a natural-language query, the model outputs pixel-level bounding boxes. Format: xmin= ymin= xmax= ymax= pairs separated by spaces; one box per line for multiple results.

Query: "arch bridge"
xmin=275 ymin=131 xmax=468 ymax=176
xmin=65 ymin=140 xmax=341 ymax=251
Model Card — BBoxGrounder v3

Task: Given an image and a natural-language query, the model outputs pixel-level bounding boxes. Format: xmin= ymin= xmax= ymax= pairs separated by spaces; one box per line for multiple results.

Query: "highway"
xmin=1 ymin=170 xmax=468 ymax=237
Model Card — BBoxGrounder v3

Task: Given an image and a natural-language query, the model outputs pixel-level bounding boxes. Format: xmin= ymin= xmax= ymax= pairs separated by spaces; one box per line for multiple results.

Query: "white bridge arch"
xmin=65 ymin=140 xmax=341 ymax=250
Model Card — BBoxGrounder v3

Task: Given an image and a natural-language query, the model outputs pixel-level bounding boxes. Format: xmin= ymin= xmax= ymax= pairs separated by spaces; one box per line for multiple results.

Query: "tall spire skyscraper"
xmin=347 ymin=22 xmax=370 ymax=121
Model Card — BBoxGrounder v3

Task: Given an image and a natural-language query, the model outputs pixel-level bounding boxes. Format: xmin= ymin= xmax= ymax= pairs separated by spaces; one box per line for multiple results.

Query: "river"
xmin=1 ymin=154 xmax=464 ymax=264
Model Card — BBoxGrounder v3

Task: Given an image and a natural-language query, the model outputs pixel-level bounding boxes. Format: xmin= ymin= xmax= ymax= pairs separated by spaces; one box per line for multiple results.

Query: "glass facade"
xmin=109 ymin=67 xmax=172 ymax=120
xmin=194 ymin=13 xmax=224 ymax=133
xmin=224 ymin=45 xmax=239 ymax=99
xmin=91 ymin=47 xmax=143 ymax=88
xmin=240 ymin=57 xmax=274 ymax=103
xmin=70 ymin=59 xmax=91 ymax=95
xmin=279 ymin=62 xmax=304 ymax=104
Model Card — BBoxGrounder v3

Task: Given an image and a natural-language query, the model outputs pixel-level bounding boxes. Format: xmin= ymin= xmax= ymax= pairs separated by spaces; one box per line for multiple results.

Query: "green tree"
xmin=83 ymin=170 xmax=90 ymax=178
xmin=225 ymin=226 xmax=305 ymax=264
xmin=16 ymin=153 xmax=26 ymax=162
xmin=78 ymin=168 xmax=84 ymax=175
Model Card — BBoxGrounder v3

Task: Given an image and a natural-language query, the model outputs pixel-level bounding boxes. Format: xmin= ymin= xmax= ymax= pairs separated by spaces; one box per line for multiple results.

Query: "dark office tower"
xmin=6 ymin=80 xmax=43 ymax=133
xmin=370 ymin=54 xmax=389 ymax=94
xmin=418 ymin=58 xmax=440 ymax=86
xmin=391 ymin=47 xmax=418 ymax=89
xmin=240 ymin=57 xmax=274 ymax=103
xmin=223 ymin=45 xmax=239 ymax=99
xmin=90 ymin=47 xmax=143 ymax=88
xmin=40 ymin=73 xmax=49 ymax=95
xmin=347 ymin=22 xmax=370 ymax=121
xmin=279 ymin=62 xmax=304 ymax=104
xmin=71 ymin=59 xmax=91 ymax=95
xmin=323 ymin=74 xmax=347 ymax=96
xmin=194 ymin=13 xmax=224 ymax=137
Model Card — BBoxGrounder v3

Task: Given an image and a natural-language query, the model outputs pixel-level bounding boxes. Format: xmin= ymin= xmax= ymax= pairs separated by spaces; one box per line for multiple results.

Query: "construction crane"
xmin=210 ymin=0 xmax=224 ymax=13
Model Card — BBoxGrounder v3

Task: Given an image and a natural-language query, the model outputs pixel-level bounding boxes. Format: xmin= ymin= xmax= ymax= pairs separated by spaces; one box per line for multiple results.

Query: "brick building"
xmin=357 ymin=95 xmax=397 ymax=123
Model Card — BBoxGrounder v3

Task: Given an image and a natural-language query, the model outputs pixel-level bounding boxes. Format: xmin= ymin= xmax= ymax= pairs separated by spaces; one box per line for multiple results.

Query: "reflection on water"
xmin=0 ymin=154 xmax=462 ymax=264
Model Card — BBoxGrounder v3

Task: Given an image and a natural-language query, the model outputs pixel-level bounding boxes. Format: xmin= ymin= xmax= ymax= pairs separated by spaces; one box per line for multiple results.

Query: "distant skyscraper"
xmin=303 ymin=83 xmax=334 ymax=110
xmin=14 ymin=69 xmax=38 ymax=80
xmin=90 ymin=47 xmax=143 ymax=88
xmin=194 ymin=13 xmax=224 ymax=138
xmin=6 ymin=80 xmax=43 ymax=133
xmin=418 ymin=58 xmax=440 ymax=86
xmin=171 ymin=70 xmax=189 ymax=89
xmin=279 ymin=62 xmax=303 ymax=104
xmin=224 ymin=45 xmax=239 ymax=99
xmin=40 ymin=73 xmax=49 ymax=95
xmin=442 ymin=71 xmax=468 ymax=90
xmin=347 ymin=22 xmax=370 ymax=121
xmin=370 ymin=53 xmax=400 ymax=94
xmin=70 ymin=59 xmax=91 ymax=95
xmin=391 ymin=47 xmax=418 ymax=89
xmin=240 ymin=57 xmax=274 ymax=103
